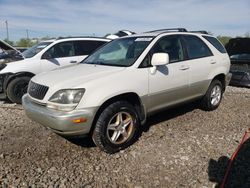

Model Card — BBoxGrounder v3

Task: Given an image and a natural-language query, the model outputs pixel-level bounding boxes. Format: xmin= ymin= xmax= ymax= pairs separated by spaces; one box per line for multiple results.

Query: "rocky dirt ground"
xmin=0 ymin=86 xmax=249 ymax=188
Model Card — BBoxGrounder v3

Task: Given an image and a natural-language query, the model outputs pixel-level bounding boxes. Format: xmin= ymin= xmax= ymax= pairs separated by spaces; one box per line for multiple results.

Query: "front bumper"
xmin=22 ymin=94 xmax=98 ymax=136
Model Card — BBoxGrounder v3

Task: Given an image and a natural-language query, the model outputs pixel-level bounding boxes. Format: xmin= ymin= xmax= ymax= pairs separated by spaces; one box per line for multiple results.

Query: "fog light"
xmin=72 ymin=118 xmax=87 ymax=124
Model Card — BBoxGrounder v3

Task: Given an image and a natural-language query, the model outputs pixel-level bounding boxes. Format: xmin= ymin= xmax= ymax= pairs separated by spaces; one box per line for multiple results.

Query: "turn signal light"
xmin=72 ymin=118 xmax=87 ymax=124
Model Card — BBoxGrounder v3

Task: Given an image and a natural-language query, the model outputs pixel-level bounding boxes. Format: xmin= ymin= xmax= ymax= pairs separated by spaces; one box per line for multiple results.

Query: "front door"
xmin=147 ymin=35 xmax=190 ymax=113
xmin=40 ymin=41 xmax=85 ymax=72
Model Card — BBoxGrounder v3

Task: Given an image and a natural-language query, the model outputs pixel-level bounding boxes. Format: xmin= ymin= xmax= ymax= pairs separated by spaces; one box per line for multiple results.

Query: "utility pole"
xmin=5 ymin=20 xmax=9 ymax=41
xmin=26 ymin=29 xmax=29 ymax=39
xmin=26 ymin=29 xmax=30 ymax=47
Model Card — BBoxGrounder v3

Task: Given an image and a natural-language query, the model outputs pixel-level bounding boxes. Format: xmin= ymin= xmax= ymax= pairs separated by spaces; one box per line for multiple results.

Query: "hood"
xmin=0 ymin=39 xmax=24 ymax=63
xmin=0 ymin=39 xmax=17 ymax=51
xmin=225 ymin=38 xmax=250 ymax=56
xmin=32 ymin=63 xmax=126 ymax=89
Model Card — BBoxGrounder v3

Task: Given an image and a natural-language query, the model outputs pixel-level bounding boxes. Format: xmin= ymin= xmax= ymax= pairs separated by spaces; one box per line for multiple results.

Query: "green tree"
xmin=3 ymin=39 xmax=14 ymax=46
xmin=41 ymin=36 xmax=52 ymax=40
xmin=217 ymin=35 xmax=232 ymax=46
xmin=16 ymin=38 xmax=36 ymax=47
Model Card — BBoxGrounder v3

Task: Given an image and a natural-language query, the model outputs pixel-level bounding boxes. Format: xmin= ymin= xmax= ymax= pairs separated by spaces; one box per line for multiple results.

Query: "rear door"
xmin=74 ymin=40 xmax=108 ymax=62
xmin=182 ymin=35 xmax=215 ymax=97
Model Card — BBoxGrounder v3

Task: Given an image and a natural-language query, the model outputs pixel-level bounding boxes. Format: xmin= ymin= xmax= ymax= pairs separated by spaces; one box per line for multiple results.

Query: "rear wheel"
xmin=92 ymin=101 xmax=140 ymax=153
xmin=6 ymin=77 xmax=30 ymax=104
xmin=200 ymin=80 xmax=223 ymax=111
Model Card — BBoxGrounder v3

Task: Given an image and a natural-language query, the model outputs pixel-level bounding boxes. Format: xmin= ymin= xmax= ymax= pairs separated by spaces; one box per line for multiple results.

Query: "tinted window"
xmin=74 ymin=41 xmax=107 ymax=56
xmin=139 ymin=35 xmax=184 ymax=68
xmin=203 ymin=36 xmax=227 ymax=53
xmin=152 ymin=35 xmax=184 ymax=63
xmin=43 ymin=41 xmax=75 ymax=58
xmin=183 ymin=35 xmax=212 ymax=59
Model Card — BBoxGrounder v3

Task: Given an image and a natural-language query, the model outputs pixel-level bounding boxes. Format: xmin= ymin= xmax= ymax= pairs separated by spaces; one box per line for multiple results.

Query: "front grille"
xmin=28 ymin=81 xmax=49 ymax=100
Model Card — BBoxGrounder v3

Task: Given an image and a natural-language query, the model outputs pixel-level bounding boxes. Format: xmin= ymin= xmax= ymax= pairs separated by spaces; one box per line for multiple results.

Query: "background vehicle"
xmin=0 ymin=39 xmax=24 ymax=63
xmin=225 ymin=38 xmax=250 ymax=87
xmin=0 ymin=37 xmax=110 ymax=103
xmin=23 ymin=28 xmax=231 ymax=153
xmin=105 ymin=30 xmax=135 ymax=39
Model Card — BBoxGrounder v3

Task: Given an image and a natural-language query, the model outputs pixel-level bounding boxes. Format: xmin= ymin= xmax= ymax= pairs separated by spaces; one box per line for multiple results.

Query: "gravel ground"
xmin=0 ymin=86 xmax=249 ymax=187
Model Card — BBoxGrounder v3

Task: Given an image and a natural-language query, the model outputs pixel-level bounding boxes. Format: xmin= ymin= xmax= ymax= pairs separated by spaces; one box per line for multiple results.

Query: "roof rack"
xmin=189 ymin=30 xmax=210 ymax=34
xmin=56 ymin=36 xmax=109 ymax=40
xmin=146 ymin=28 xmax=188 ymax=33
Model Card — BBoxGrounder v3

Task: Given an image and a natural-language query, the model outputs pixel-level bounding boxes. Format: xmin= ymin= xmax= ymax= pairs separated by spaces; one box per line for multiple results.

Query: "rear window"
xmin=203 ymin=36 xmax=227 ymax=53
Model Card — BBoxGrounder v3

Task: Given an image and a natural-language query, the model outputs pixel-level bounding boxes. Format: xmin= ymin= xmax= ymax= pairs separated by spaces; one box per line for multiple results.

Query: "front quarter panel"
xmin=76 ymin=68 xmax=149 ymax=109
xmin=0 ymin=58 xmax=40 ymax=75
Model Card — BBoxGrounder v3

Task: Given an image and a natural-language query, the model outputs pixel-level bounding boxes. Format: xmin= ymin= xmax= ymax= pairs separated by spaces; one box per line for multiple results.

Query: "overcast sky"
xmin=0 ymin=0 xmax=249 ymax=41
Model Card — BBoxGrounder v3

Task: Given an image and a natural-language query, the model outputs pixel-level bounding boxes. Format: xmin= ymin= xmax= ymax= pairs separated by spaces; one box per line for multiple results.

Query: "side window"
xmin=139 ymin=35 xmax=185 ymax=68
xmin=154 ymin=35 xmax=185 ymax=63
xmin=43 ymin=41 xmax=75 ymax=59
xmin=74 ymin=41 xmax=107 ymax=56
xmin=183 ymin=35 xmax=213 ymax=59
xmin=203 ymin=36 xmax=227 ymax=53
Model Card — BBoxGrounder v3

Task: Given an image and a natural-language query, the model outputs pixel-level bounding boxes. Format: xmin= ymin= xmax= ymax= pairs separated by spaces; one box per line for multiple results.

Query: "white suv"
xmin=0 ymin=37 xmax=110 ymax=103
xmin=22 ymin=29 xmax=231 ymax=153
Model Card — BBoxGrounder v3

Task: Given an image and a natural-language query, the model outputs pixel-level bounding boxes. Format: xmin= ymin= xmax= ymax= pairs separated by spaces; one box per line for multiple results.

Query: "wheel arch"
xmin=90 ymin=92 xmax=146 ymax=134
xmin=3 ymin=72 xmax=35 ymax=92
xmin=211 ymin=73 xmax=226 ymax=91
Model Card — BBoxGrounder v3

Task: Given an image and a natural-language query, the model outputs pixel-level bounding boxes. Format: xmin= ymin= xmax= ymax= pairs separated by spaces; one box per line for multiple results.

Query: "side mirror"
xmin=151 ymin=53 xmax=169 ymax=66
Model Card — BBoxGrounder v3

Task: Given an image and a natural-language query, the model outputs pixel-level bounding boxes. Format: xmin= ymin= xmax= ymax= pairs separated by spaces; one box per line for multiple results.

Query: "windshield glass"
xmin=83 ymin=37 xmax=152 ymax=67
xmin=22 ymin=41 xmax=52 ymax=58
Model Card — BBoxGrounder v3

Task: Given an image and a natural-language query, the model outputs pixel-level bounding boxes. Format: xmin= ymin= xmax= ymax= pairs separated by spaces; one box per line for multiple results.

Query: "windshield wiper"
xmin=85 ymin=61 xmax=127 ymax=67
xmin=84 ymin=61 xmax=104 ymax=65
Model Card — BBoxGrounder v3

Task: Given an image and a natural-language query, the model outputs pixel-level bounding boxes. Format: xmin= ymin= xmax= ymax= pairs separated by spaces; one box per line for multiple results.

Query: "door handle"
xmin=70 ymin=60 xmax=77 ymax=64
xmin=210 ymin=60 xmax=216 ymax=64
xmin=179 ymin=65 xmax=189 ymax=70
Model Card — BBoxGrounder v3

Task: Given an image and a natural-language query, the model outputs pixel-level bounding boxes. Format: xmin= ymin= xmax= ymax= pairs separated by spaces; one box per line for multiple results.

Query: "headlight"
xmin=47 ymin=89 xmax=85 ymax=111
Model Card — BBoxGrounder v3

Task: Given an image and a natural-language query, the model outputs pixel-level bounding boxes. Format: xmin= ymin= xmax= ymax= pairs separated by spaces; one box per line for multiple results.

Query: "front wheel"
xmin=92 ymin=101 xmax=140 ymax=154
xmin=6 ymin=77 xmax=30 ymax=104
xmin=200 ymin=80 xmax=223 ymax=111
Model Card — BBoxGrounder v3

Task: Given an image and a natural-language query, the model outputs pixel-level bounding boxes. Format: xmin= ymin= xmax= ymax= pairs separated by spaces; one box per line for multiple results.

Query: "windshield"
xmin=22 ymin=41 xmax=52 ymax=58
xmin=83 ymin=37 xmax=152 ymax=67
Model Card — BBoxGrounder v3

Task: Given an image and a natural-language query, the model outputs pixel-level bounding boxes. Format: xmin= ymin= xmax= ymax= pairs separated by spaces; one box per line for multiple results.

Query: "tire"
xmin=6 ymin=77 xmax=31 ymax=104
xmin=92 ymin=101 xmax=140 ymax=154
xmin=200 ymin=80 xmax=223 ymax=111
